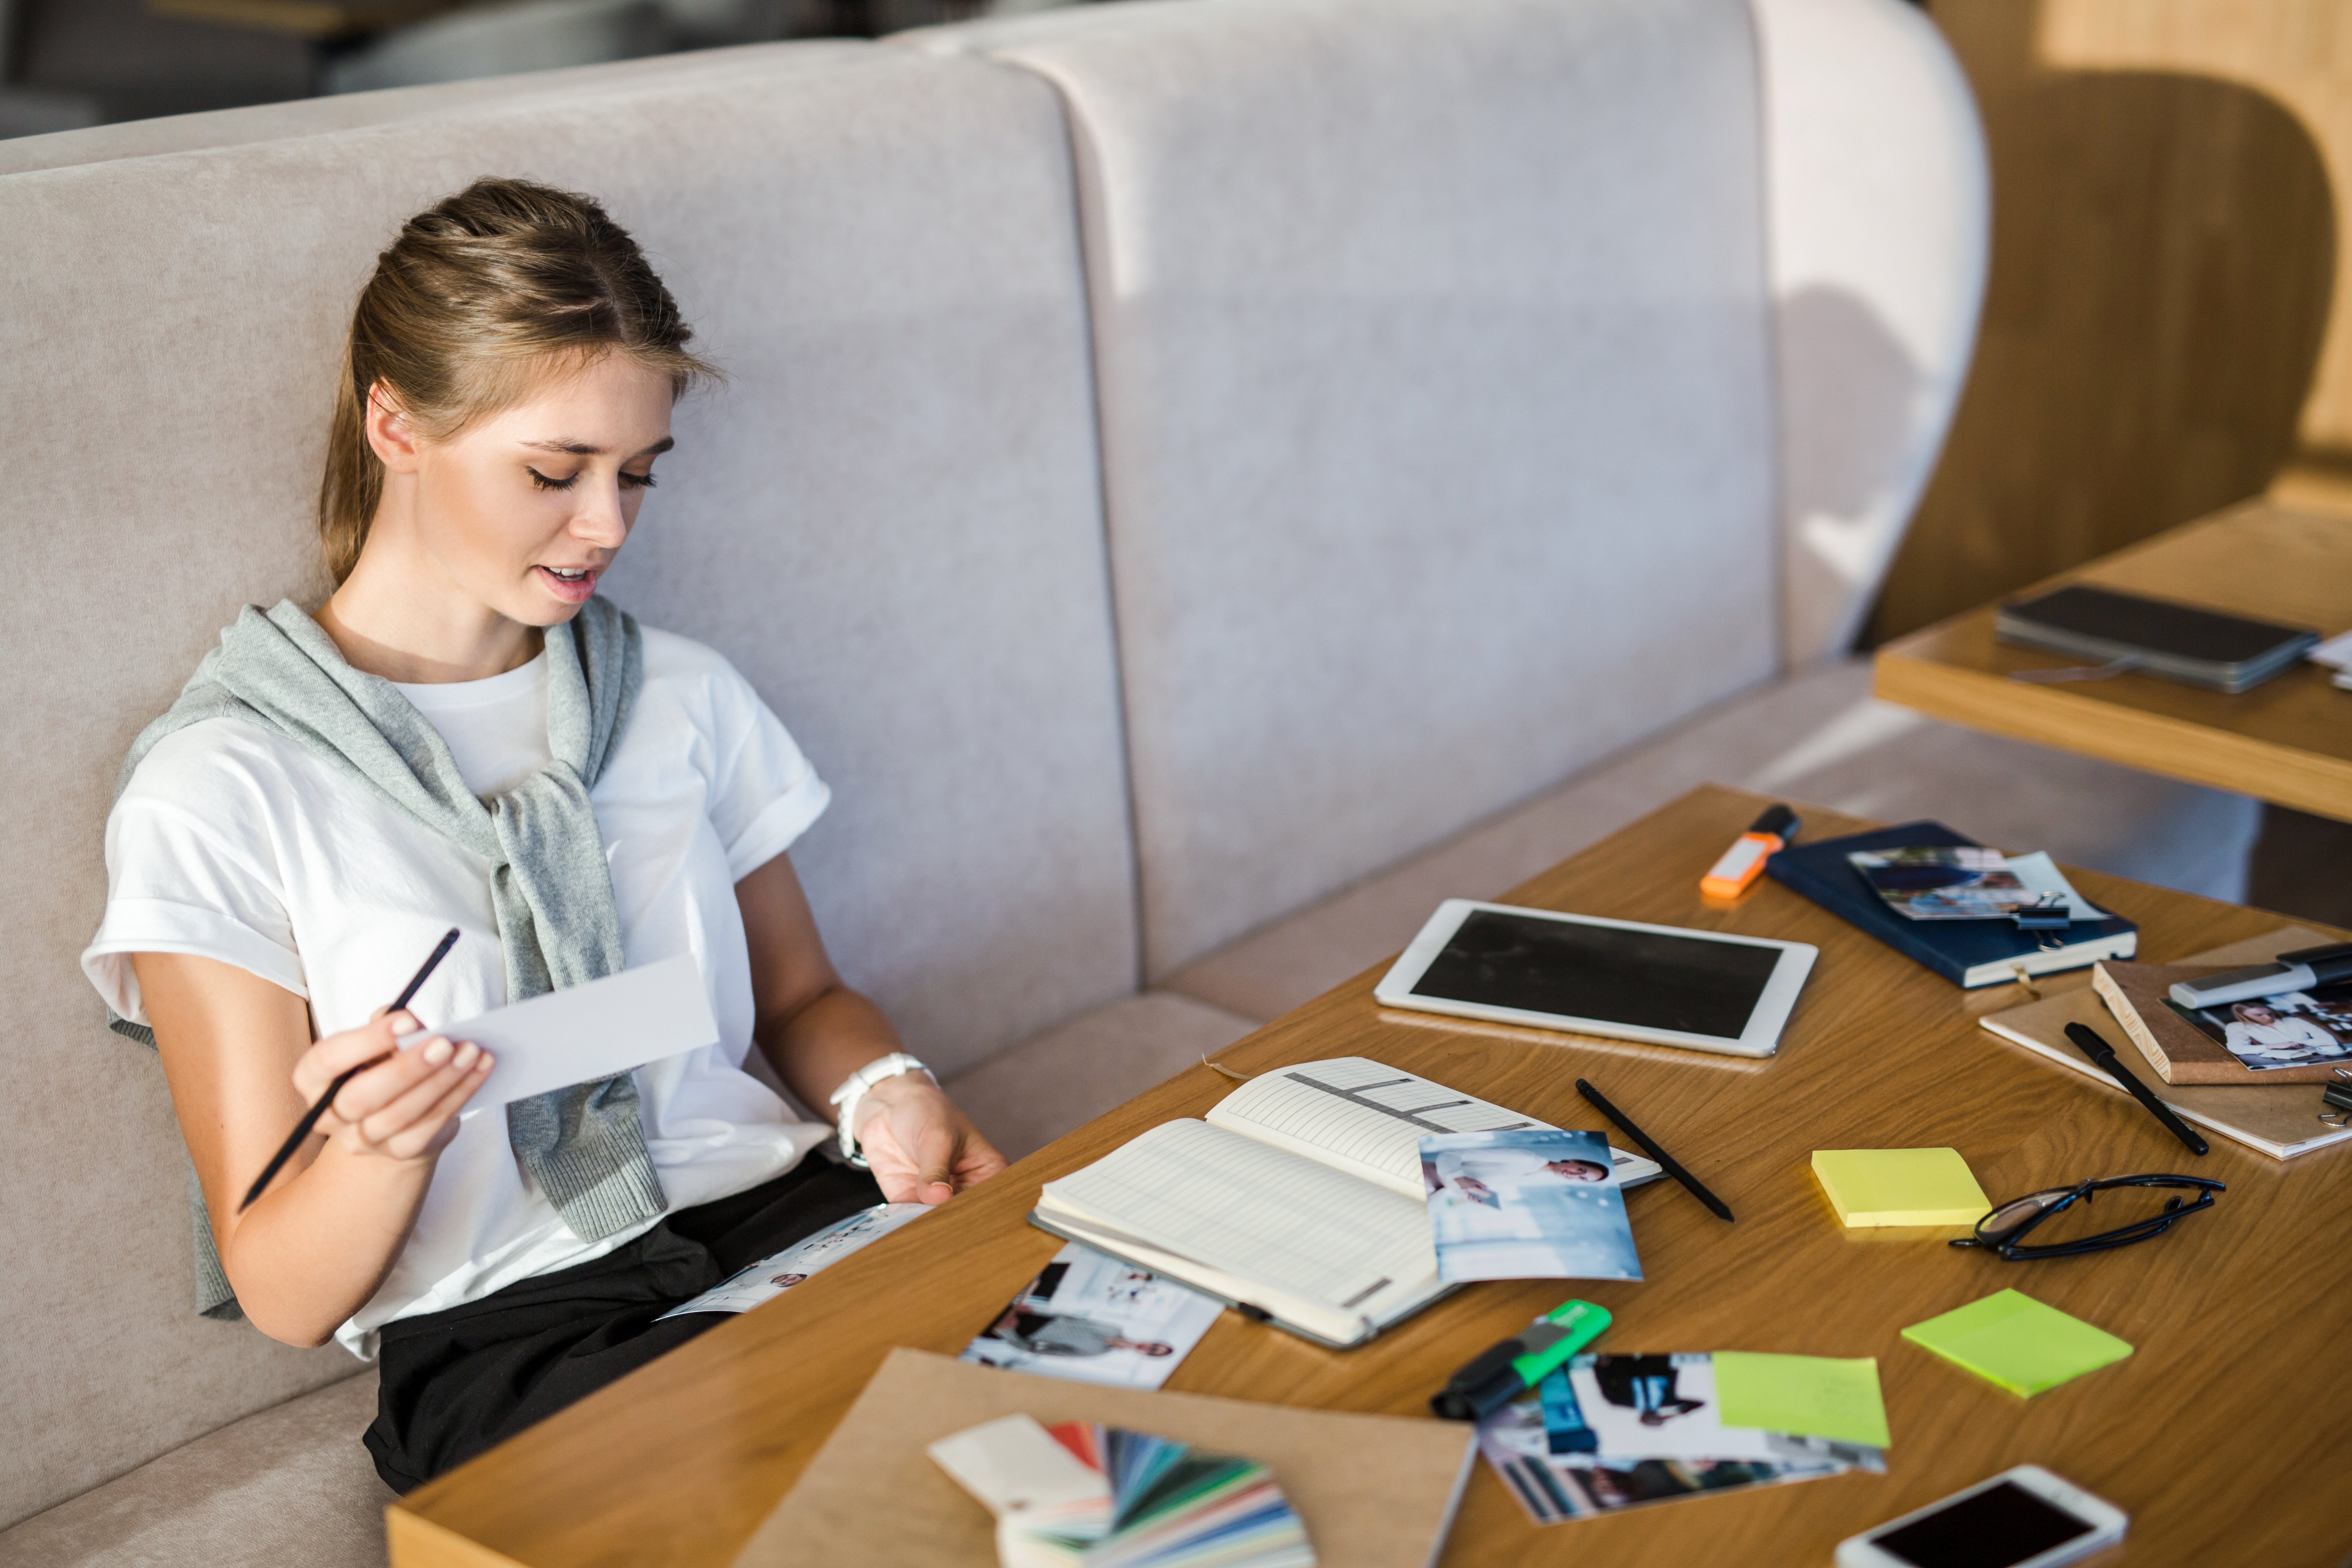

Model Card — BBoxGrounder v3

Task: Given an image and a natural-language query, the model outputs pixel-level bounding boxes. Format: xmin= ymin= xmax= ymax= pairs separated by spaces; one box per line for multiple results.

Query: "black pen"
xmin=239 ymin=927 xmax=461 ymax=1212
xmin=1575 ymin=1078 xmax=1735 ymax=1222
xmin=2063 ymin=1022 xmax=2209 ymax=1156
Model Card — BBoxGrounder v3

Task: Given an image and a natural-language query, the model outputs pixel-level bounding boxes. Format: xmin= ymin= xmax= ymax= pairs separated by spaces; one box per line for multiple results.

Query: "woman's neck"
xmin=318 ymin=529 xmax=543 ymax=686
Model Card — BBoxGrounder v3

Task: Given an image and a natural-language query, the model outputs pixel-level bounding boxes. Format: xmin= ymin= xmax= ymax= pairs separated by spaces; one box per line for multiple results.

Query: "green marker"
xmin=1430 ymin=1299 xmax=1611 ymax=1421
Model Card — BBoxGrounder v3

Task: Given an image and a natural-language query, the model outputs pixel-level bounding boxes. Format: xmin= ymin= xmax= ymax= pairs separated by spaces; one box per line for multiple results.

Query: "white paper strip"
xmin=399 ymin=955 xmax=720 ymax=1112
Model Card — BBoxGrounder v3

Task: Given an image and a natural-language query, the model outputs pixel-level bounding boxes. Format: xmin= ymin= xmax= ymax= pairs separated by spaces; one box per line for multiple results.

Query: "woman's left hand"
xmin=854 ymin=1074 xmax=1007 ymax=1205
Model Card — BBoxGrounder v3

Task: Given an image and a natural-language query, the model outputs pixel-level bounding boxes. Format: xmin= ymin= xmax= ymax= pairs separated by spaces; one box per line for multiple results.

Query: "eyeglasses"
xmin=1949 ymin=1174 xmax=2225 ymax=1261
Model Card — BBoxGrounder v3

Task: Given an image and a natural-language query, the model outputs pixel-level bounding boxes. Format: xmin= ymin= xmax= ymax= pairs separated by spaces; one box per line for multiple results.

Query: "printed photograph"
xmin=1419 ymin=1128 xmax=1642 ymax=1284
xmin=1473 ymin=1386 xmax=1848 ymax=1526
xmin=2176 ymin=982 xmax=2352 ymax=1071
xmin=1849 ymin=846 xmax=2031 ymax=920
xmin=959 ymin=1243 xmax=1223 ymax=1390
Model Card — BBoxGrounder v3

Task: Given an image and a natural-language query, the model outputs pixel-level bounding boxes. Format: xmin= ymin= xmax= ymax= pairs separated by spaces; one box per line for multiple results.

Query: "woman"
xmin=80 ymin=178 xmax=1005 ymax=1492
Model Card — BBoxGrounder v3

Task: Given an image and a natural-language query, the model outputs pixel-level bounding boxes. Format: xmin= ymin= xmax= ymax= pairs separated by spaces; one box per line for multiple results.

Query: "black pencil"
xmin=1575 ymin=1077 xmax=1735 ymax=1223
xmin=239 ymin=927 xmax=461 ymax=1213
xmin=2063 ymin=1022 xmax=2209 ymax=1156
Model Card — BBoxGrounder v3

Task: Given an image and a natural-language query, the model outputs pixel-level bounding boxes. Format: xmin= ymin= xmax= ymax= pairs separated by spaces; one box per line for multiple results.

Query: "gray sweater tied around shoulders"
xmin=111 ymin=597 xmax=666 ymax=1321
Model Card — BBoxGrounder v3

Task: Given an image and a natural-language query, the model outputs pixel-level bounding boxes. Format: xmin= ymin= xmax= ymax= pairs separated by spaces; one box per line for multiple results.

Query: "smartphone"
xmin=1836 ymin=1466 xmax=2126 ymax=1568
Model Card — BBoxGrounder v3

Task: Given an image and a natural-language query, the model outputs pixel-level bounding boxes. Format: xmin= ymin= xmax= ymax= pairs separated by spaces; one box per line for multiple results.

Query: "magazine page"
xmin=958 ymin=1243 xmax=1223 ymax=1390
xmin=655 ymin=1203 xmax=930 ymax=1321
xmin=1206 ymin=1056 xmax=1660 ymax=1198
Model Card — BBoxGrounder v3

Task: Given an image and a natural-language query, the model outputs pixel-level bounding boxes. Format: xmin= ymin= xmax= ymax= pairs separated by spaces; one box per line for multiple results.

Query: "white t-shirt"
xmin=82 ymin=626 xmax=835 ymax=1358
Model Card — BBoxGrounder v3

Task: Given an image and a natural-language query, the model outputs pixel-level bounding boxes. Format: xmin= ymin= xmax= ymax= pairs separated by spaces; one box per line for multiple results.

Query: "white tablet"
xmin=1374 ymin=900 xmax=1817 ymax=1058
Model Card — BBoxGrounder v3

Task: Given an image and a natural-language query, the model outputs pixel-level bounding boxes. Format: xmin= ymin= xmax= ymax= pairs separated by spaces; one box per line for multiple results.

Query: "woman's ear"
xmin=362 ymin=383 xmax=425 ymax=473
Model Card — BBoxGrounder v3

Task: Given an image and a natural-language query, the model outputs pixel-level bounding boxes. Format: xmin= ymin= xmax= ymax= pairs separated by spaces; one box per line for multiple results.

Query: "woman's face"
xmin=381 ymin=352 xmax=675 ymax=629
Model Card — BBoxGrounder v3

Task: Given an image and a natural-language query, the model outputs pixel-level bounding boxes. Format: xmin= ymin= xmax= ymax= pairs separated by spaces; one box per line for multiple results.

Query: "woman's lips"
xmin=536 ymin=565 xmax=599 ymax=603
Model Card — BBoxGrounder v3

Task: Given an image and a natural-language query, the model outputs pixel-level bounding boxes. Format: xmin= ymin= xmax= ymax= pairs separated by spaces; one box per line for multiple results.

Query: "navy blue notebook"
xmin=1765 ymin=822 xmax=2137 ymax=988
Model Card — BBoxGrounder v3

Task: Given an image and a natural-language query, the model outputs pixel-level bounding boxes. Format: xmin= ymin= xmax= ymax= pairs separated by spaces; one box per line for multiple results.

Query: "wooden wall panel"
xmin=1864 ymin=0 xmax=2340 ymax=646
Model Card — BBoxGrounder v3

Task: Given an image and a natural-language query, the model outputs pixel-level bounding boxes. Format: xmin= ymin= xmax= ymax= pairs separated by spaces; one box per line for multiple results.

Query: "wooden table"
xmin=1873 ymin=501 xmax=2352 ymax=822
xmin=389 ymin=786 xmax=2352 ymax=1568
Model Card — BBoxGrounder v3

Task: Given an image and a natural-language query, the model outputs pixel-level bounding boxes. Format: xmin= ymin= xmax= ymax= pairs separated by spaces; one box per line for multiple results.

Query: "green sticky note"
xmin=1901 ymin=1289 xmax=2133 ymax=1396
xmin=1713 ymin=1352 xmax=1891 ymax=1449
xmin=1811 ymin=1147 xmax=1990 ymax=1227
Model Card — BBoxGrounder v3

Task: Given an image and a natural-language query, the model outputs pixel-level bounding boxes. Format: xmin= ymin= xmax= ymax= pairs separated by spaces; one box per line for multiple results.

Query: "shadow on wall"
xmin=1863 ymin=0 xmax=2335 ymax=645
xmin=1777 ymin=283 xmax=1922 ymax=657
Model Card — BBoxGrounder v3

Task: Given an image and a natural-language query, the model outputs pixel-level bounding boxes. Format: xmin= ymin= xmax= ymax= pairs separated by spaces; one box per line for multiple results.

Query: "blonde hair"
xmin=317 ymin=177 xmax=714 ymax=584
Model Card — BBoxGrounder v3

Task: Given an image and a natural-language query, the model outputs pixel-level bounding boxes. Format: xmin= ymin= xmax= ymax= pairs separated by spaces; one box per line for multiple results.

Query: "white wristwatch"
xmin=826 ymin=1052 xmax=936 ymax=1167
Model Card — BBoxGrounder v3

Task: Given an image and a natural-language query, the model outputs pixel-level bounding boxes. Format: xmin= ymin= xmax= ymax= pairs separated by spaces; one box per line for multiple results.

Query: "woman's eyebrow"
xmin=521 ymin=436 xmax=676 ymax=458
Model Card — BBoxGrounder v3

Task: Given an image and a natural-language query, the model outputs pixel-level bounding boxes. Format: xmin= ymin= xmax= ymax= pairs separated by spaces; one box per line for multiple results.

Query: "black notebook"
xmin=1995 ymin=583 xmax=2317 ymax=693
xmin=1766 ymin=823 xmax=2136 ymax=988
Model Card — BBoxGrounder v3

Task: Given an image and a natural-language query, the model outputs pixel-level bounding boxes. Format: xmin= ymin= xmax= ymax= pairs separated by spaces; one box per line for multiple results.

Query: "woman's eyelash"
xmin=527 ymin=467 xmax=655 ymax=491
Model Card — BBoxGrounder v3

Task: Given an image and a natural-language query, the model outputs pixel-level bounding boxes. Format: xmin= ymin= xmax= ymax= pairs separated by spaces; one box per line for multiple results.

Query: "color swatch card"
xmin=929 ymin=1412 xmax=1316 ymax=1568
xmin=963 ymin=1244 xmax=1225 ymax=1390
xmin=1902 ymin=1289 xmax=2133 ymax=1396
xmin=1420 ymin=1129 xmax=1642 ymax=1284
xmin=1811 ymin=1148 xmax=1990 ymax=1227
xmin=1473 ymin=1353 xmax=1883 ymax=1526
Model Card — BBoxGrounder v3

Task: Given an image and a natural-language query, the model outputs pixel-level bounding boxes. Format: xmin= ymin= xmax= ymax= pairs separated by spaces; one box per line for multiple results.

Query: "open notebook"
xmin=1031 ymin=1058 xmax=1661 ymax=1349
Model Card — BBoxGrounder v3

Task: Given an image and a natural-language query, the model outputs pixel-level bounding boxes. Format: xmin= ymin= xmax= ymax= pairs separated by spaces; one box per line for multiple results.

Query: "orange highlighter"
xmin=1700 ymin=804 xmax=1799 ymax=899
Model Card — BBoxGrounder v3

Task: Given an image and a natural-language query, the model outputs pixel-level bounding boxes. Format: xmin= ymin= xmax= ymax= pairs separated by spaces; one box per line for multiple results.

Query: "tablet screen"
xmin=1409 ymin=911 xmax=1782 ymax=1039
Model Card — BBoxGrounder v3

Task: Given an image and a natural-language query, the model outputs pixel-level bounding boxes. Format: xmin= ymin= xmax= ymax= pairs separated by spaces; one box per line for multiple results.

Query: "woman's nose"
xmin=572 ymin=485 xmax=629 ymax=547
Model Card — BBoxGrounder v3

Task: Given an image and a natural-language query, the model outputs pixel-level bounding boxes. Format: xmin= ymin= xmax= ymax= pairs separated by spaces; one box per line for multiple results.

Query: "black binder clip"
xmin=2011 ymin=891 xmax=2074 ymax=932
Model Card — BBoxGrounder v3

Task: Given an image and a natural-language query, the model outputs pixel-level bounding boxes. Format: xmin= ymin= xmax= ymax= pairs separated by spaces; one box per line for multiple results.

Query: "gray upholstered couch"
xmin=0 ymin=1 xmax=2257 ymax=1562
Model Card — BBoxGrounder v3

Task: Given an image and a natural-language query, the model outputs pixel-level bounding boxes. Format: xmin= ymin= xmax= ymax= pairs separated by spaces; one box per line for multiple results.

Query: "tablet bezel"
xmin=1372 ymin=900 xmax=1817 ymax=1058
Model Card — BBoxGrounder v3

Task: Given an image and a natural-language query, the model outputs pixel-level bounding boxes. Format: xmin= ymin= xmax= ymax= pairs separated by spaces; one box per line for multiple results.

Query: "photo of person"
xmin=959 ymin=1243 xmax=1222 ymax=1390
xmin=2184 ymin=982 xmax=2352 ymax=1071
xmin=1419 ymin=1128 xmax=1643 ymax=1284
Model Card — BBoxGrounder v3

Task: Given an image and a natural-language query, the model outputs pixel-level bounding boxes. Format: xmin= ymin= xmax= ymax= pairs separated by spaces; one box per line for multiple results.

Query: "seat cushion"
xmin=945 ymin=993 xmax=1258 ymax=1163
xmin=1166 ymin=658 xmax=2261 ymax=1022
xmin=0 ymin=1372 xmax=388 ymax=1568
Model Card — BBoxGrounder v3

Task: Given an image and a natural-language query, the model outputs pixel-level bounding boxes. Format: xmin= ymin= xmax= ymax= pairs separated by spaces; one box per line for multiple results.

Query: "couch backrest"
xmin=0 ymin=43 xmax=1132 ymax=1526
xmin=1753 ymin=0 xmax=1989 ymax=665
xmin=924 ymin=0 xmax=1788 ymax=977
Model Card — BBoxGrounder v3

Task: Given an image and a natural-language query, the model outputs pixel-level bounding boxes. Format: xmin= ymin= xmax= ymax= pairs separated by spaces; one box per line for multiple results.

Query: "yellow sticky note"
xmin=1713 ymin=1352 xmax=1890 ymax=1449
xmin=1902 ymin=1289 xmax=2133 ymax=1396
xmin=1810 ymin=1147 xmax=1989 ymax=1227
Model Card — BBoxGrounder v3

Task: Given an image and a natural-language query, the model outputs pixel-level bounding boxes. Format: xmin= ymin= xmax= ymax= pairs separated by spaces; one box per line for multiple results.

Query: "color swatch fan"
xmin=930 ymin=1413 xmax=1317 ymax=1568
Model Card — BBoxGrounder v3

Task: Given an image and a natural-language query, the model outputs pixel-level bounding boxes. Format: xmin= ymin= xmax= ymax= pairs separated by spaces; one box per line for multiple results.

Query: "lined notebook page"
xmin=1037 ymin=1120 xmax=1434 ymax=1319
xmin=1206 ymin=1058 xmax=1550 ymax=1196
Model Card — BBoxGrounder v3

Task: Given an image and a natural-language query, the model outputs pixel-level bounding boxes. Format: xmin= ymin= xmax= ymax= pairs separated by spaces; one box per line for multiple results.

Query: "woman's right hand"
xmin=294 ymin=1010 xmax=494 ymax=1166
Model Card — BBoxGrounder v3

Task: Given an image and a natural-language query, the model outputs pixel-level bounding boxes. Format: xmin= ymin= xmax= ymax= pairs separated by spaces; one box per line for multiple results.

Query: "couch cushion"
xmin=0 ymin=1373 xmax=388 ymax=1568
xmin=1166 ymin=659 xmax=2260 ymax=1022
xmin=946 ymin=992 xmax=1259 ymax=1163
xmin=0 ymin=42 xmax=1128 ymax=1525
xmin=930 ymin=0 xmax=1782 ymax=978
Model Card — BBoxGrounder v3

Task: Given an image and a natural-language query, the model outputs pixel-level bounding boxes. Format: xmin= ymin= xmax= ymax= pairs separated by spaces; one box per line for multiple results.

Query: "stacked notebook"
xmin=1766 ymin=823 xmax=2136 ymax=987
xmin=1980 ymin=925 xmax=2352 ymax=1160
xmin=930 ymin=1414 xmax=1314 ymax=1568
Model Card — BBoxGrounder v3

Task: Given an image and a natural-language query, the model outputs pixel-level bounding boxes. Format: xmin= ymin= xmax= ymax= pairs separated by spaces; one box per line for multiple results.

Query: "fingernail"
xmin=423 ymin=1038 xmax=452 ymax=1065
xmin=475 ymin=1052 xmax=494 ymax=1072
xmin=452 ymin=1042 xmax=478 ymax=1071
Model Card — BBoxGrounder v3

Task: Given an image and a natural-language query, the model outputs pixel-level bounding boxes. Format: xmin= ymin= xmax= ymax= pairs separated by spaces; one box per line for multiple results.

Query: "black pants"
xmin=365 ymin=1156 xmax=884 ymax=1493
